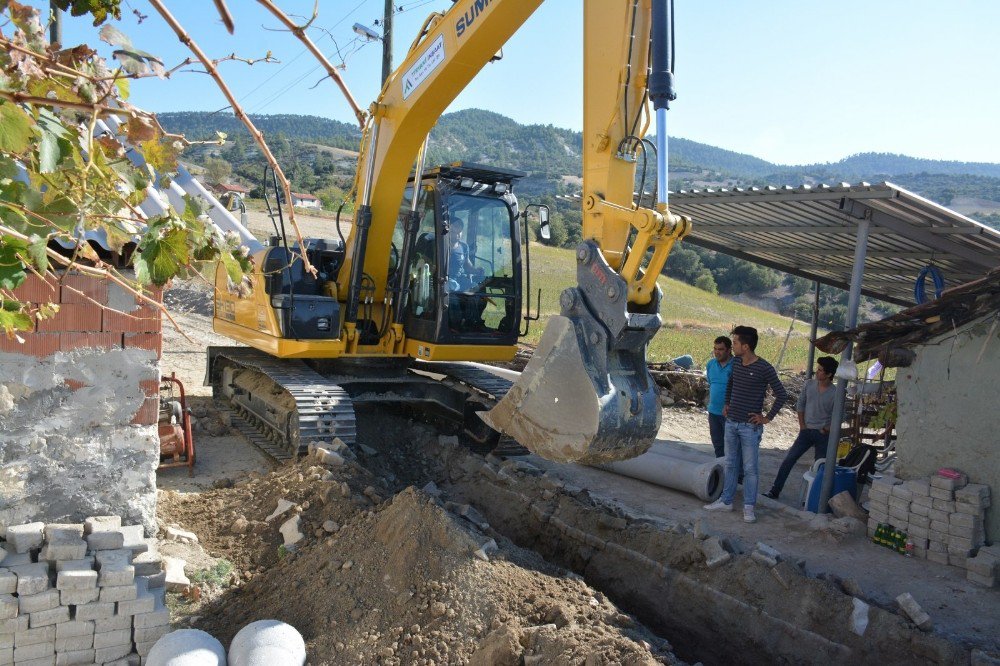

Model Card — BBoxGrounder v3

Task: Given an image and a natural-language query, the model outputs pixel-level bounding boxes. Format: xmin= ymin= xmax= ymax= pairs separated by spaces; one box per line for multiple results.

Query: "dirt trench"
xmin=160 ymin=406 xmax=970 ymax=665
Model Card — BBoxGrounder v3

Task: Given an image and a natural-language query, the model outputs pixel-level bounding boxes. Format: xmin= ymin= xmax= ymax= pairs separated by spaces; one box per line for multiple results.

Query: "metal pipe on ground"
xmin=598 ymin=442 xmax=723 ymax=502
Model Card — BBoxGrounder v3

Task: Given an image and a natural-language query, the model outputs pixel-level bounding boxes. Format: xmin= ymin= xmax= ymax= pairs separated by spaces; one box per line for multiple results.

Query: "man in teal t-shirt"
xmin=705 ymin=336 xmax=735 ymax=460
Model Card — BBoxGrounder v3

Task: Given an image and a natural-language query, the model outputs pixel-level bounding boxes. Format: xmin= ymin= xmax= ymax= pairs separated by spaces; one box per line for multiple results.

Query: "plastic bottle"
xmin=905 ymin=540 xmax=914 ymax=557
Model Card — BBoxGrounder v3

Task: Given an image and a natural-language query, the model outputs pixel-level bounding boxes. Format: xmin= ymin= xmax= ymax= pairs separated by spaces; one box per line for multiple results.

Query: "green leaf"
xmin=0 ymin=300 xmax=34 ymax=336
xmin=0 ymin=238 xmax=29 ymax=290
xmin=0 ymin=102 xmax=34 ymax=154
xmin=35 ymin=108 xmax=71 ymax=173
xmin=135 ymin=223 xmax=190 ymax=286
xmin=98 ymin=24 xmax=132 ymax=49
xmin=220 ymin=251 xmax=245 ymax=283
xmin=114 ymin=76 xmax=130 ymax=99
xmin=27 ymin=236 xmax=49 ymax=274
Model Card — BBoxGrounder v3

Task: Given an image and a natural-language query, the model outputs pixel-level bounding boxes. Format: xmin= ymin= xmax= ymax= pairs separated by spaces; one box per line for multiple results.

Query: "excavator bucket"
xmin=481 ymin=241 xmax=661 ymax=464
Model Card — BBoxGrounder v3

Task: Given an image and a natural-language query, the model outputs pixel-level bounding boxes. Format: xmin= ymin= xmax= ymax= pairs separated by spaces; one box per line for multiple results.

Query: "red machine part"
xmin=158 ymin=373 xmax=195 ymax=476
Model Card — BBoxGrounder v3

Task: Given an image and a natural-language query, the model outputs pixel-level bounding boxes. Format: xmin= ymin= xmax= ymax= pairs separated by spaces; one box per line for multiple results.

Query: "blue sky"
xmin=36 ymin=0 xmax=1000 ymax=165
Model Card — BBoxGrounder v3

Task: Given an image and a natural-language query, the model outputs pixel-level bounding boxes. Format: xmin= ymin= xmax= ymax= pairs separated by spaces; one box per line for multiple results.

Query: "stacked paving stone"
xmin=867 ymin=473 xmax=993 ymax=583
xmin=0 ymin=516 xmax=168 ymax=665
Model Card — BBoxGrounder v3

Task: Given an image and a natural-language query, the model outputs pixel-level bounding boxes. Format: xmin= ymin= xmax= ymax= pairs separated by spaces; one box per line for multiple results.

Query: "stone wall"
xmin=895 ymin=315 xmax=999 ymax=544
xmin=0 ymin=273 xmax=162 ymax=534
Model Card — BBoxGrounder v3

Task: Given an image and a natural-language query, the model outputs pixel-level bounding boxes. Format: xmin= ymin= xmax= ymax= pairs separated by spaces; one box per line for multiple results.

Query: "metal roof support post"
xmin=806 ymin=280 xmax=820 ymax=379
xmin=817 ymin=216 xmax=870 ymax=513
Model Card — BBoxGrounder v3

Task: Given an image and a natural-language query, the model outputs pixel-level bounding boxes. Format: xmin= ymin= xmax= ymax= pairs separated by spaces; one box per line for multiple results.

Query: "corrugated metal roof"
xmin=667 ymin=182 xmax=1000 ymax=306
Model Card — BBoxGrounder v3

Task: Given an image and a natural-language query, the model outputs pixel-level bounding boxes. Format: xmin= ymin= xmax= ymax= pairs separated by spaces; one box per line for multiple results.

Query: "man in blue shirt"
xmin=705 ymin=336 xmax=735 ymax=460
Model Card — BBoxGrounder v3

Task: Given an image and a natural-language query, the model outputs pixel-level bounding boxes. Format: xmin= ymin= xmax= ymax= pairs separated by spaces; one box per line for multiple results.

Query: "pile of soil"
xmin=159 ymin=416 xmax=682 ymax=665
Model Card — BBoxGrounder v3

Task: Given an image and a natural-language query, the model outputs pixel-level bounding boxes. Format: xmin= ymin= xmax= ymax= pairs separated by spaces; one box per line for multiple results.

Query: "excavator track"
xmin=209 ymin=348 xmax=357 ymax=460
xmin=208 ymin=348 xmax=530 ymax=463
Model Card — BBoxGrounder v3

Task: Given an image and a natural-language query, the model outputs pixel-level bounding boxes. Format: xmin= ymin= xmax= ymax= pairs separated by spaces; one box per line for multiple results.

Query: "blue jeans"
xmin=721 ymin=419 xmax=763 ymax=506
xmin=769 ymin=428 xmax=827 ymax=497
xmin=708 ymin=412 xmax=726 ymax=458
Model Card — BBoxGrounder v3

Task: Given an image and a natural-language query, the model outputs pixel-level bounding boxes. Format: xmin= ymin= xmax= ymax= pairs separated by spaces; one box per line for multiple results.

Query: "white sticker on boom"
xmin=402 ymin=35 xmax=445 ymax=100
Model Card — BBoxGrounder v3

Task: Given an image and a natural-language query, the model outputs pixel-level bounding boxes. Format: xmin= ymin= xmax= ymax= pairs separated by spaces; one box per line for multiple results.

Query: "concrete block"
xmin=909 ymin=502 xmax=931 ymax=517
xmin=0 ymin=595 xmax=17 ymax=621
xmin=84 ymin=517 xmax=121 ymax=535
xmin=967 ymin=571 xmax=996 ymax=588
xmin=55 ymin=648 xmax=95 ymax=665
xmin=55 ymin=634 xmax=93 ymax=651
xmin=132 ymin=608 xmax=169 ymax=630
xmin=14 ymin=641 xmax=54 ymax=661
xmin=39 ymin=537 xmax=87 ymax=563
xmin=967 ymin=556 xmax=999 ymax=578
xmin=700 ymin=537 xmax=731 ymax=569
xmin=890 ymin=485 xmax=913 ymax=501
xmin=162 ymin=557 xmax=189 ymax=592
xmin=93 ymin=628 xmax=131 ymax=649
xmin=59 ymin=588 xmax=100 ymax=606
xmin=908 ymin=513 xmax=930 ymax=529
xmin=17 ymin=656 xmax=57 ymax=666
xmin=949 ymin=554 xmax=969 ymax=568
xmin=95 ymin=550 xmax=133 ymax=568
xmin=888 ymin=506 xmax=909 ymax=522
xmin=896 ymin=592 xmax=932 ymax=631
xmin=119 ymin=525 xmax=148 ymax=554
xmin=132 ymin=552 xmax=162 ymax=577
xmin=902 ymin=479 xmax=931 ymax=496
xmin=887 ymin=496 xmax=910 ymax=511
xmin=948 ymin=522 xmax=984 ymax=541
xmin=15 ymin=624 xmax=55 ymax=646
xmin=927 ymin=550 xmax=950 ymax=565
xmin=931 ymin=473 xmax=966 ymax=491
xmin=103 ymin=654 xmax=142 ymax=666
xmin=910 ymin=493 xmax=934 ymax=509
xmin=140 ymin=571 xmax=166 ymax=589
xmin=0 ymin=647 xmax=8 ymax=665
xmin=162 ymin=527 xmax=198 ymax=544
xmin=0 ymin=615 xmax=28 ymax=634
xmin=932 ymin=499 xmax=956 ymax=513
xmin=99 ymin=585 xmax=137 ymax=603
xmin=0 ymin=552 xmax=32 ymax=567
xmin=0 ymin=570 xmax=15 ymax=595
xmin=56 ymin=569 xmax=97 ymax=591
xmin=18 ymin=590 xmax=60 ymax=614
xmin=949 ymin=536 xmax=976 ymax=551
xmin=950 ymin=512 xmax=983 ymax=527
xmin=95 ymin=643 xmax=133 ymax=663
xmin=955 ymin=483 xmax=991 ymax=505
xmin=907 ymin=525 xmax=929 ymax=539
xmin=0 ymin=633 xmax=10 ymax=649
xmin=10 ymin=563 xmax=50 ymax=595
xmin=97 ymin=564 xmax=134 ymax=589
xmin=929 ymin=486 xmax=954 ymax=501
xmin=93 ymin=614 xmax=131 ymax=633
xmin=55 ymin=621 xmax=94 ymax=639
xmin=117 ymin=592 xmax=154 ymax=616
xmin=133 ymin=624 xmax=170 ymax=644
xmin=136 ymin=640 xmax=157 ymax=656
xmin=6 ymin=523 xmax=45 ymax=554
xmin=86 ymin=531 xmax=125 ymax=552
xmin=55 ymin=558 xmax=94 ymax=573
xmin=228 ymin=620 xmax=306 ymax=666
xmin=954 ymin=502 xmax=984 ymax=516
xmin=73 ymin=602 xmax=115 ymax=621
xmin=929 ymin=516 xmax=951 ymax=530
xmin=29 ymin=605 xmax=70 ymax=627
xmin=871 ymin=476 xmax=900 ymax=492
xmin=928 ymin=539 xmax=948 ymax=553
xmin=868 ymin=509 xmax=888 ymax=524
xmin=41 ymin=524 xmax=82 ymax=541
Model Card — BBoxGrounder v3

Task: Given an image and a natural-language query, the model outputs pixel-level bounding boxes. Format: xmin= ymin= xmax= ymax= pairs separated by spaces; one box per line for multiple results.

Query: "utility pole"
xmin=49 ymin=1 xmax=62 ymax=46
xmin=381 ymin=0 xmax=393 ymax=85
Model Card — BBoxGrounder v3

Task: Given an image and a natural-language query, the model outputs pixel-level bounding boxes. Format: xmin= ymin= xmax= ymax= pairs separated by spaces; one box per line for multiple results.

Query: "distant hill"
xmin=159 ymin=109 xmax=1000 ymax=224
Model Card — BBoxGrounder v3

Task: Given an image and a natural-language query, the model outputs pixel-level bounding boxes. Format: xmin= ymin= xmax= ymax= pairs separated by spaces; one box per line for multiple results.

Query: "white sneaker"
xmin=704 ymin=499 xmax=733 ymax=512
xmin=743 ymin=505 xmax=757 ymax=523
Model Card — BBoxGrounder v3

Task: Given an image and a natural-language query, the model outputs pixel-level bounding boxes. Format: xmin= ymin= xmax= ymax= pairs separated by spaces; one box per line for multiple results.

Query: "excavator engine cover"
xmin=481 ymin=241 xmax=661 ymax=464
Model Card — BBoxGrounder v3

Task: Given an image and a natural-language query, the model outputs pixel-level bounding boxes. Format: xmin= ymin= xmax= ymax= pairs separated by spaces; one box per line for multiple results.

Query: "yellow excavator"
xmin=207 ymin=0 xmax=690 ymax=464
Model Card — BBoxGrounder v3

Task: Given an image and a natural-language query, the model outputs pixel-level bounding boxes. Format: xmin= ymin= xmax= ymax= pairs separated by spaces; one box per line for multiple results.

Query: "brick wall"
xmin=0 ymin=272 xmax=164 ymax=533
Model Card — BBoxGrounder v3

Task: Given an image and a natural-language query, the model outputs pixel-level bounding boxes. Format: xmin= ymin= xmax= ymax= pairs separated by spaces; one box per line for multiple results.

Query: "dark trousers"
xmin=770 ymin=428 xmax=827 ymax=496
xmin=708 ymin=412 xmax=727 ymax=458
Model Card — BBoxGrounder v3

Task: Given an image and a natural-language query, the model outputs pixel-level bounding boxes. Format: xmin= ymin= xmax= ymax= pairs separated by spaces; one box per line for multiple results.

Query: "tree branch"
xmin=255 ymin=0 xmax=367 ymax=128
xmin=147 ymin=0 xmax=315 ymax=276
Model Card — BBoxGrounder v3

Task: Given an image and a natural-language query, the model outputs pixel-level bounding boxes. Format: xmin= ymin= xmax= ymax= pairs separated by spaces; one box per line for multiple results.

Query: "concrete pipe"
xmin=146 ymin=629 xmax=226 ymax=666
xmin=228 ymin=619 xmax=306 ymax=666
xmin=599 ymin=445 xmax=724 ymax=502
xmin=645 ymin=441 xmax=722 ymax=464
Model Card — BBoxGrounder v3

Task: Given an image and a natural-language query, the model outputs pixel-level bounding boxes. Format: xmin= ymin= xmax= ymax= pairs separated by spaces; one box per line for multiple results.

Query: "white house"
xmin=291 ymin=192 xmax=321 ymax=209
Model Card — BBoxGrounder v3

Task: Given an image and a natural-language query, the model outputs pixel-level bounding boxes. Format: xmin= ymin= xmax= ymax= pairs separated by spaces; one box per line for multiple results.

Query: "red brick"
xmin=0 ymin=332 xmax=60 ymax=357
xmin=140 ymin=378 xmax=161 ymax=399
xmin=10 ymin=274 xmax=59 ymax=303
xmin=103 ymin=304 xmax=162 ymax=333
xmin=36 ymin=302 xmax=103 ymax=333
xmin=60 ymin=273 xmax=109 ymax=305
xmin=124 ymin=332 xmax=162 ymax=358
xmin=60 ymin=332 xmax=123 ymax=352
xmin=130 ymin=396 xmax=160 ymax=425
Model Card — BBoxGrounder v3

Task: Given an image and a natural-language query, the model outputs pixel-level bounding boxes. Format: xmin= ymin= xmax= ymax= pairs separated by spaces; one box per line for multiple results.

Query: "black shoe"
xmin=763 ymin=490 xmax=779 ymax=500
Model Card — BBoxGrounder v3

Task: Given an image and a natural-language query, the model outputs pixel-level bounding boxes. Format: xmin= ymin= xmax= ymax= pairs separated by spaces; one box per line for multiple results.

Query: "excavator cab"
xmin=397 ymin=163 xmax=524 ymax=348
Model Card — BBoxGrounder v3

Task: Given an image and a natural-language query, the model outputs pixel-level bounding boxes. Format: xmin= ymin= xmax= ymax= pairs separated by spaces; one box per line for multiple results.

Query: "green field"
xmin=523 ymin=244 xmax=822 ymax=372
